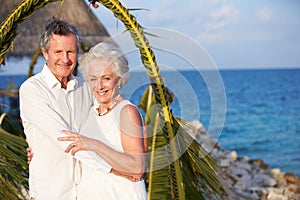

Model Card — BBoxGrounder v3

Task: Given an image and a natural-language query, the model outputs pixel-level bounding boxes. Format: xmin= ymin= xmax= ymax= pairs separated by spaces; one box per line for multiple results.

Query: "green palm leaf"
xmin=0 ymin=113 xmax=28 ymax=200
xmin=138 ymin=85 xmax=227 ymax=199
xmin=0 ymin=1 xmax=58 ymax=198
xmin=95 ymin=1 xmax=187 ymax=198
xmin=0 ymin=0 xmax=58 ymax=64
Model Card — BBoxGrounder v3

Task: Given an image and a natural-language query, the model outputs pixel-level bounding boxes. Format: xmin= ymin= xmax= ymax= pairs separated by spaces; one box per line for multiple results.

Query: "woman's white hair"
xmin=79 ymin=41 xmax=129 ymax=88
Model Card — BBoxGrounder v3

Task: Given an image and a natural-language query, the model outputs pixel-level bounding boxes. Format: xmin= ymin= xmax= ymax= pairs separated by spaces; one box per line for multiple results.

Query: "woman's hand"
xmin=58 ymin=130 xmax=96 ymax=156
xmin=111 ymin=168 xmax=142 ymax=182
xmin=27 ymin=147 xmax=34 ymax=164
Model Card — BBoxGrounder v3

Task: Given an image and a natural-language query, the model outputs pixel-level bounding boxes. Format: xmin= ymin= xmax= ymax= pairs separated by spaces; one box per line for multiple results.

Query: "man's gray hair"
xmin=40 ymin=16 xmax=80 ymax=52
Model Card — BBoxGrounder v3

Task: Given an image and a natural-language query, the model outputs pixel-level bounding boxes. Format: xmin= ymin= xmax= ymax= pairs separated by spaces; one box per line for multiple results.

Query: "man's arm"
xmin=19 ymin=81 xmax=111 ymax=172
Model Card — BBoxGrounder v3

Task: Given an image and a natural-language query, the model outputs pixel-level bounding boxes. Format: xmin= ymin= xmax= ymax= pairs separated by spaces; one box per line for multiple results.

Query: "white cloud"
xmin=256 ymin=7 xmax=272 ymax=22
xmin=206 ymin=5 xmax=240 ymax=32
xmin=193 ymin=4 xmax=240 ymax=44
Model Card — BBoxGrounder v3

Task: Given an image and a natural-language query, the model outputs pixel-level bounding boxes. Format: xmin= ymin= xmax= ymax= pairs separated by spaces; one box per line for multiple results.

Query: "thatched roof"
xmin=0 ymin=0 xmax=111 ymax=56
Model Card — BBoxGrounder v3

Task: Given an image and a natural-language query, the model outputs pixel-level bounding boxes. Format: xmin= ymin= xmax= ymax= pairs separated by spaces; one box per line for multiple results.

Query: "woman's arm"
xmin=58 ymin=104 xmax=145 ymax=180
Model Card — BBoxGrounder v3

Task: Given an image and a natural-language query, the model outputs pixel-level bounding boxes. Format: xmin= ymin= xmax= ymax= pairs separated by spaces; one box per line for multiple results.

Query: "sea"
xmin=0 ymin=68 xmax=299 ymax=176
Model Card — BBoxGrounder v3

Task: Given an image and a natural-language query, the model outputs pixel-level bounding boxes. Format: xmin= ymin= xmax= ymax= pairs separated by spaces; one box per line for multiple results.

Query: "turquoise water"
xmin=219 ymin=69 xmax=300 ymax=175
xmin=125 ymin=69 xmax=300 ymax=176
xmin=1 ymin=68 xmax=299 ymax=175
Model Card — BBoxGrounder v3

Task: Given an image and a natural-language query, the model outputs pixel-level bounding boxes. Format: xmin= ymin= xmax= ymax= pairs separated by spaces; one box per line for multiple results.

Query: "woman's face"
xmin=87 ymin=58 xmax=120 ymax=106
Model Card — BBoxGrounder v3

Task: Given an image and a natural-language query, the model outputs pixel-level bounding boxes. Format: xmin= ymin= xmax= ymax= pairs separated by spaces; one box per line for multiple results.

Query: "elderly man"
xmin=19 ymin=16 xmax=111 ymax=200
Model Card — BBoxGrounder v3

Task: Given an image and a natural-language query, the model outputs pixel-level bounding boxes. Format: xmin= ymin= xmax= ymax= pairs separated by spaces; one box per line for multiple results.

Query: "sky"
xmin=88 ymin=0 xmax=300 ymax=70
xmin=1 ymin=0 xmax=300 ymax=75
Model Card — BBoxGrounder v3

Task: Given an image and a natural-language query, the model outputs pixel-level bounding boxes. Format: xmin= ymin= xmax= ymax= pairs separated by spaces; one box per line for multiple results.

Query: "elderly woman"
xmin=58 ymin=42 xmax=147 ymax=199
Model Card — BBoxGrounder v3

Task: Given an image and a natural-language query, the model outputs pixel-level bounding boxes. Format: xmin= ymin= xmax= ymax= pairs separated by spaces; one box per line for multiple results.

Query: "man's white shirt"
xmin=20 ymin=65 xmax=111 ymax=200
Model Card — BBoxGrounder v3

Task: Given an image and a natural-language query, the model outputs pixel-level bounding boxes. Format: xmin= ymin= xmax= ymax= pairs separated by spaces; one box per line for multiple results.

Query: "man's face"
xmin=42 ymin=34 xmax=78 ymax=83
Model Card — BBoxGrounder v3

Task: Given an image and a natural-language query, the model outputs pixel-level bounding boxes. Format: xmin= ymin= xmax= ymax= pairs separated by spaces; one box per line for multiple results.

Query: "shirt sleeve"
xmin=19 ymin=81 xmax=111 ymax=172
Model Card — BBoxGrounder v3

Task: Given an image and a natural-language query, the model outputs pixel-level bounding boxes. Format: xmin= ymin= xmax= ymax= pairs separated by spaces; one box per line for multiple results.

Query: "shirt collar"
xmin=41 ymin=64 xmax=78 ymax=91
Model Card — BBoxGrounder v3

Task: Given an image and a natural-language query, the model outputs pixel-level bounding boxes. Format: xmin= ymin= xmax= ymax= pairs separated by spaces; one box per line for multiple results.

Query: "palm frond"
xmin=96 ymin=1 xmax=185 ymax=198
xmin=128 ymin=8 xmax=150 ymax=12
xmin=139 ymin=86 xmax=227 ymax=199
xmin=0 ymin=113 xmax=28 ymax=199
xmin=0 ymin=0 xmax=58 ymax=64
xmin=147 ymin=113 xmax=172 ymax=199
xmin=176 ymin=119 xmax=227 ymax=199
xmin=27 ymin=46 xmax=41 ymax=78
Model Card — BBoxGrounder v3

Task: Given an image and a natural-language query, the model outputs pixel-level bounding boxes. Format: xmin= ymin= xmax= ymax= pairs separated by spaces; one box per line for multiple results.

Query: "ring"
xmin=70 ymin=143 xmax=75 ymax=147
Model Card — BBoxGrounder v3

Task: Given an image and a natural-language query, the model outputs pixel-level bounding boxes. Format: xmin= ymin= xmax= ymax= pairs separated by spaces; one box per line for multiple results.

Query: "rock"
xmin=271 ymin=168 xmax=287 ymax=185
xmin=249 ymin=158 xmax=269 ymax=170
xmin=235 ymin=158 xmax=253 ymax=173
xmin=288 ymin=184 xmax=300 ymax=194
xmin=285 ymin=173 xmax=300 ymax=185
xmin=188 ymin=120 xmax=300 ymax=200
xmin=267 ymin=190 xmax=288 ymax=200
xmin=229 ymin=150 xmax=238 ymax=161
xmin=234 ymin=173 xmax=252 ymax=190
xmin=187 ymin=120 xmax=219 ymax=152
xmin=252 ymin=173 xmax=277 ymax=187
xmin=248 ymin=186 xmax=268 ymax=198
xmin=232 ymin=189 xmax=260 ymax=200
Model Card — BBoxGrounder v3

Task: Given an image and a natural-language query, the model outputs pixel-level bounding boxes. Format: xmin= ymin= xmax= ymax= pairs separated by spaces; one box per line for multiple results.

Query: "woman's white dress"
xmin=77 ymin=100 xmax=147 ymax=200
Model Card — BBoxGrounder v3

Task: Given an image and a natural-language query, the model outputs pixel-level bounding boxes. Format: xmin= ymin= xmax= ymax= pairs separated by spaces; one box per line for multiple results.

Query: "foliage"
xmin=0 ymin=0 xmax=58 ymax=64
xmin=27 ymin=47 xmax=41 ymax=78
xmin=0 ymin=1 xmax=59 ymax=197
xmin=0 ymin=111 xmax=28 ymax=200
xmin=139 ymin=86 xmax=227 ymax=199
xmin=94 ymin=1 xmax=186 ymax=198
